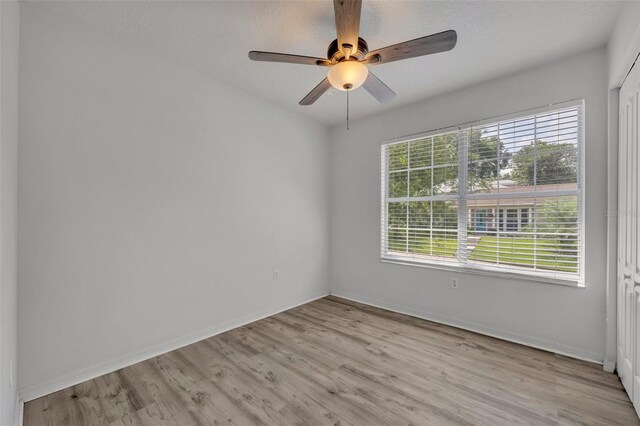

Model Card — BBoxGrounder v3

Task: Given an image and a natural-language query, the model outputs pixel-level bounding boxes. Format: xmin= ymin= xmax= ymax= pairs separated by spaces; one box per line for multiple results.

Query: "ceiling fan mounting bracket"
xmin=328 ymin=37 xmax=369 ymax=63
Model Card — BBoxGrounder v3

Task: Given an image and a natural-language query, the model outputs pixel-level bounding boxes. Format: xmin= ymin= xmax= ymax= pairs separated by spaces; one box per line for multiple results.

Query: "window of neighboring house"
xmin=506 ymin=209 xmax=518 ymax=232
xmin=475 ymin=209 xmax=487 ymax=232
xmin=381 ymin=101 xmax=583 ymax=285
xmin=521 ymin=209 xmax=529 ymax=227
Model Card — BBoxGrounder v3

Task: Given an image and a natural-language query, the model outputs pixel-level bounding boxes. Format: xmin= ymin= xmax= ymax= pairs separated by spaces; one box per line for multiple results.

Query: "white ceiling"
xmin=30 ymin=0 xmax=623 ymax=127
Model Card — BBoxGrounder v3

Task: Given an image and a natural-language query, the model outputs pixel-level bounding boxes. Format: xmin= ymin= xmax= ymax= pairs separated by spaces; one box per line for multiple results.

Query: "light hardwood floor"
xmin=24 ymin=296 xmax=639 ymax=425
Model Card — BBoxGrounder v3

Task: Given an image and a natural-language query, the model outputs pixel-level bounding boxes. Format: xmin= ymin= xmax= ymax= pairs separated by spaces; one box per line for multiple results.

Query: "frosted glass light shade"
xmin=327 ymin=61 xmax=369 ymax=91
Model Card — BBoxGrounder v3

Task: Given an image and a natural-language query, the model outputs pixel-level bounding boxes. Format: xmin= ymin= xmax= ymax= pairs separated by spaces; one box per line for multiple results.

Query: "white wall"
xmin=0 ymin=1 xmax=19 ymax=424
xmin=607 ymin=1 xmax=640 ymax=89
xmin=330 ymin=48 xmax=609 ymax=362
xmin=18 ymin=5 xmax=330 ymax=398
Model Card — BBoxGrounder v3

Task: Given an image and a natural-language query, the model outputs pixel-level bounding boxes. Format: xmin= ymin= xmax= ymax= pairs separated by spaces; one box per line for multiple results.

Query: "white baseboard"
xmin=603 ymin=359 xmax=616 ymax=373
xmin=19 ymin=291 xmax=329 ymax=403
xmin=331 ymin=291 xmax=604 ymax=365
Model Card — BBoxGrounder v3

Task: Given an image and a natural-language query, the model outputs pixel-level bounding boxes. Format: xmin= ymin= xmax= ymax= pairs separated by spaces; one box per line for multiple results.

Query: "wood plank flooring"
xmin=24 ymin=296 xmax=639 ymax=425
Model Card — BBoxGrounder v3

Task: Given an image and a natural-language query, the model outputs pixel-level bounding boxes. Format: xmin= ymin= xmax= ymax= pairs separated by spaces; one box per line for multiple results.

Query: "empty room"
xmin=1 ymin=0 xmax=640 ymax=424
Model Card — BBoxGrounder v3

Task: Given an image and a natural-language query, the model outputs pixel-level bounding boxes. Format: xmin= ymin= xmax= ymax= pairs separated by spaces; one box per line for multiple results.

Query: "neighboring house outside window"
xmin=467 ymin=182 xmax=577 ymax=233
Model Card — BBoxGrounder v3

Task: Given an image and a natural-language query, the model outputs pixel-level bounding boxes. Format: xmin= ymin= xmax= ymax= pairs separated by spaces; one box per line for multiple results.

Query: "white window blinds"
xmin=381 ymin=101 xmax=583 ymax=284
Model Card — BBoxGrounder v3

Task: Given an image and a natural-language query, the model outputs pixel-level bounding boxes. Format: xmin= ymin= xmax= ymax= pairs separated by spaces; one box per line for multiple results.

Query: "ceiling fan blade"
xmin=362 ymin=72 xmax=396 ymax=104
xmin=249 ymin=51 xmax=330 ymax=66
xmin=334 ymin=0 xmax=362 ymax=57
xmin=299 ymin=78 xmax=333 ymax=106
xmin=364 ymin=30 xmax=457 ymax=65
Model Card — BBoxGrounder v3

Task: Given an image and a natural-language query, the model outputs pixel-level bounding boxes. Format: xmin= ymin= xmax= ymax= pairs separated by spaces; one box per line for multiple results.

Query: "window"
xmin=506 ymin=209 xmax=518 ymax=232
xmin=521 ymin=209 xmax=529 ymax=227
xmin=381 ymin=101 xmax=583 ymax=284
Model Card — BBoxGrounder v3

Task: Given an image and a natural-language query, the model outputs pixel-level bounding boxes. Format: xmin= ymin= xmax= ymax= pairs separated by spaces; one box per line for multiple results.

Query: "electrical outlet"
xmin=273 ymin=269 xmax=279 ymax=281
xmin=450 ymin=278 xmax=459 ymax=289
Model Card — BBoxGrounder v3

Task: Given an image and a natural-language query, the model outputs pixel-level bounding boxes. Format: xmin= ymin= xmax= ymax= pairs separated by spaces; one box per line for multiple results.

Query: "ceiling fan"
xmin=248 ymin=0 xmax=457 ymax=106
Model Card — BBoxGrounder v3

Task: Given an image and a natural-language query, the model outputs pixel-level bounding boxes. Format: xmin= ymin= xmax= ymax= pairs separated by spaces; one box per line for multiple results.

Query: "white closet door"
xmin=630 ymin=61 xmax=640 ymax=411
xmin=620 ymin=276 xmax=634 ymax=395
xmin=619 ymin=60 xmax=639 ymax=400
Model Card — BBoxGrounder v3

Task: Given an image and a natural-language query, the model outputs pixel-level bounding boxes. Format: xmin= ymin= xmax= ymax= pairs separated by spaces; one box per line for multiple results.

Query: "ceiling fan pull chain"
xmin=347 ymin=88 xmax=350 ymax=130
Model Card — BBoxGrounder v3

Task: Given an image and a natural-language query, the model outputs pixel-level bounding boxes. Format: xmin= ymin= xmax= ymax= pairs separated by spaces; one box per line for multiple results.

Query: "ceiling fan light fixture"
xmin=327 ymin=60 xmax=369 ymax=91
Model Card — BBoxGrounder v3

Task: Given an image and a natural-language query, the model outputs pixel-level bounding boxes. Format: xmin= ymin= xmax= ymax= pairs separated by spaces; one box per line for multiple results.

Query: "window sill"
xmin=380 ymin=256 xmax=584 ymax=288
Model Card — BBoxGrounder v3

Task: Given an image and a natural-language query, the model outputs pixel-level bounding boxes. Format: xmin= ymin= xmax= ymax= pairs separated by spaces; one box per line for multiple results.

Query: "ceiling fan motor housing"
xmin=328 ymin=37 xmax=369 ymax=62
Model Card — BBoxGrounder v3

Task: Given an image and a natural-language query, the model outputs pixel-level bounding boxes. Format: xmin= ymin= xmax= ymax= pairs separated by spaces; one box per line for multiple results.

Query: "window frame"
xmin=380 ymin=100 xmax=585 ymax=287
